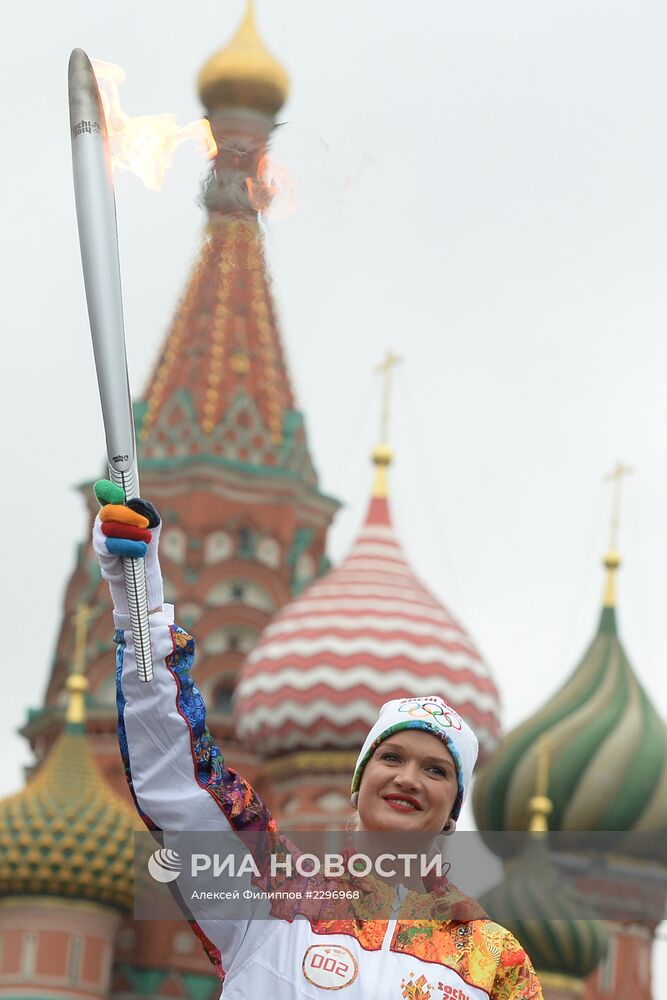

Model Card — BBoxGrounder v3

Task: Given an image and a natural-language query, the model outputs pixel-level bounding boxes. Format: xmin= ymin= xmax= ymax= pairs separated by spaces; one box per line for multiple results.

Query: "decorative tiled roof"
xmin=236 ymin=454 xmax=502 ymax=759
xmin=139 ymin=218 xmax=314 ymax=473
xmin=0 ymin=671 xmax=138 ymax=911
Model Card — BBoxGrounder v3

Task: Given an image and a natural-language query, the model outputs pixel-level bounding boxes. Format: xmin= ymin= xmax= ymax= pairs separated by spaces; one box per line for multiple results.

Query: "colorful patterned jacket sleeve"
xmin=491 ymin=930 xmax=544 ymax=999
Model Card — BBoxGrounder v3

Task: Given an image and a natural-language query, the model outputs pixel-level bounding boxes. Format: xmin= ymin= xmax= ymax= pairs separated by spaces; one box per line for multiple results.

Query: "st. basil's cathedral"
xmin=0 ymin=5 xmax=666 ymax=1000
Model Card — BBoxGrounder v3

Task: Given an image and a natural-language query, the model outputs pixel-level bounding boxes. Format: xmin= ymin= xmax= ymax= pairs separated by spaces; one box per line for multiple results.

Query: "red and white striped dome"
xmin=235 ymin=486 xmax=501 ymax=760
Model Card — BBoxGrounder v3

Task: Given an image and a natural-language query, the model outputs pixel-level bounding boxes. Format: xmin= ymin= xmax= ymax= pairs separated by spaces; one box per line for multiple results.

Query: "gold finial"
xmin=197 ymin=0 xmax=290 ymax=115
xmin=528 ymin=736 xmax=553 ymax=834
xmin=66 ymin=604 xmax=92 ymax=726
xmin=371 ymin=351 xmax=402 ymax=498
xmin=602 ymin=461 xmax=633 ymax=608
xmin=237 ymin=0 xmax=258 ymax=40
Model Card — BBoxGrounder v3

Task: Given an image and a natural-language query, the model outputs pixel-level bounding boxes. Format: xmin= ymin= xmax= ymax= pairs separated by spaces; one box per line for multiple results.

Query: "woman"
xmin=93 ymin=481 xmax=543 ymax=999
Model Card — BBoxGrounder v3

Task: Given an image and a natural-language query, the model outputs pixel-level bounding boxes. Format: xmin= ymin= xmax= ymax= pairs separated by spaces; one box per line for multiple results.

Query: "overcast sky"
xmin=3 ymin=0 xmax=667 ymax=978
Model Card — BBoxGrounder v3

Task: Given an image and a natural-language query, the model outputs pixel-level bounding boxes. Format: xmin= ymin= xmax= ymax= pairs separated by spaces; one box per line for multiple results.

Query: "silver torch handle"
xmin=68 ymin=48 xmax=153 ymax=682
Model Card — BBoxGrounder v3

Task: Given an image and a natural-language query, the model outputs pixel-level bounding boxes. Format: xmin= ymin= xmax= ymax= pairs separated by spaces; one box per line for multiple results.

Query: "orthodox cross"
xmin=374 ymin=351 xmax=402 ymax=444
xmin=603 ymin=461 xmax=633 ymax=550
xmin=68 ymin=603 xmax=92 ymax=726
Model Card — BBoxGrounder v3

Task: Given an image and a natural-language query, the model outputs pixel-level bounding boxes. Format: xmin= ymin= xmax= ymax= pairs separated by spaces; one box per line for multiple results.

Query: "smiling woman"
xmin=351 ymin=697 xmax=478 ymax=837
xmin=357 ymin=730 xmax=460 ymax=833
xmin=92 ymin=480 xmax=544 ymax=999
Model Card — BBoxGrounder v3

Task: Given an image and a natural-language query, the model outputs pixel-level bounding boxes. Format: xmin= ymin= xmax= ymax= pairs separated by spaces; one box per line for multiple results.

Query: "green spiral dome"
xmin=473 ymin=563 xmax=667 ymax=832
xmin=480 ymin=838 xmax=609 ymax=979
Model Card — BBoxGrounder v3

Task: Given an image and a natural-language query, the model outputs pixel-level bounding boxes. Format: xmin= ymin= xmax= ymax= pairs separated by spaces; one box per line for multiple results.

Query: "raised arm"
xmin=92 ymin=479 xmax=277 ymax=836
xmin=92 ymin=481 xmax=285 ymax=980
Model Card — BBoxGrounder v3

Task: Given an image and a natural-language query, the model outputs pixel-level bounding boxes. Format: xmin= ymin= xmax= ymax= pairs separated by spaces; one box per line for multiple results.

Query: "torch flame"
xmin=91 ymin=59 xmax=217 ymax=191
xmin=246 ymin=154 xmax=298 ymax=219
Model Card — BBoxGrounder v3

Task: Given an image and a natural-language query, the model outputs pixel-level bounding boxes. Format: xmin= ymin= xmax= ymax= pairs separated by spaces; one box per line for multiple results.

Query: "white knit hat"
xmin=350 ymin=696 xmax=479 ymax=820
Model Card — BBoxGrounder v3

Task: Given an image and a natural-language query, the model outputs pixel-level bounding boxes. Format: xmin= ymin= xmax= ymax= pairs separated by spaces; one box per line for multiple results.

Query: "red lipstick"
xmin=383 ymin=794 xmax=422 ymax=811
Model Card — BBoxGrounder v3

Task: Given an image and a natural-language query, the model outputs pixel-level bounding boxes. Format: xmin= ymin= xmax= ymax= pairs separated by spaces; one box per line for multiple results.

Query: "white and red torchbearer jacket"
xmin=115 ymin=606 xmax=543 ymax=1000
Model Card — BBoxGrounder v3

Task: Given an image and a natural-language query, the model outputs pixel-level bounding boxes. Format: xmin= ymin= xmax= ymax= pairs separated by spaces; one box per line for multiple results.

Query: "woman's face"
xmin=357 ymin=729 xmax=459 ymax=833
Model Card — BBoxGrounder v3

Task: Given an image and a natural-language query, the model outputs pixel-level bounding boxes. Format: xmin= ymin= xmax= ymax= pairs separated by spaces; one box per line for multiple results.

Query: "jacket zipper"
xmin=374 ymin=885 xmax=408 ymax=999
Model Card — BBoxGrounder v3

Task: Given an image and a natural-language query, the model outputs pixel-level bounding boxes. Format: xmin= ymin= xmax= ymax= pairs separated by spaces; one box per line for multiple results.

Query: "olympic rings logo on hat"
xmin=397 ymin=700 xmax=463 ymax=730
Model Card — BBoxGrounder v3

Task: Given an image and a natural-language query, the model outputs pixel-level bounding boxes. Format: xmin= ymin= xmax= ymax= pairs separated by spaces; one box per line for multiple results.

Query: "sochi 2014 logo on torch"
xmin=147 ymin=848 xmax=182 ymax=883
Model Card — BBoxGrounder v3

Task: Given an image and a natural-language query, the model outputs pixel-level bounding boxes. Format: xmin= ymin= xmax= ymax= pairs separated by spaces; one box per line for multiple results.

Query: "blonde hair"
xmin=346 ymin=809 xmax=362 ymax=832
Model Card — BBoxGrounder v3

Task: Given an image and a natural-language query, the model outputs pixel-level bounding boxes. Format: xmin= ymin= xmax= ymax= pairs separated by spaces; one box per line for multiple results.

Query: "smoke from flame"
xmin=91 ymin=59 xmax=217 ymax=191
xmin=246 ymin=154 xmax=298 ymax=219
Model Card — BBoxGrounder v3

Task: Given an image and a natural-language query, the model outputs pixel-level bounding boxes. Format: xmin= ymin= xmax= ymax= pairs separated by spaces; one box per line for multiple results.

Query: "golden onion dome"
xmin=0 ymin=661 xmax=140 ymax=911
xmin=198 ymin=1 xmax=290 ymax=115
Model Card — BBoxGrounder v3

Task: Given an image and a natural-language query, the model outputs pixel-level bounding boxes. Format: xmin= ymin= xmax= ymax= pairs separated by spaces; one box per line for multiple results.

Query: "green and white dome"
xmin=474 ymin=550 xmax=667 ymax=832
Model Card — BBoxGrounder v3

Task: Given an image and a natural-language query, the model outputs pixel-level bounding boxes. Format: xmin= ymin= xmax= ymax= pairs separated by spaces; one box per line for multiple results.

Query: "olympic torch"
xmin=68 ymin=48 xmax=153 ymax=682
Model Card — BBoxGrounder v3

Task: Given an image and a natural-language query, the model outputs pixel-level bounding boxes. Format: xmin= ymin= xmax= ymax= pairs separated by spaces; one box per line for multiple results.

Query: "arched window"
xmin=203 ymin=626 xmax=259 ymax=657
xmin=206 ymin=580 xmax=274 ymax=613
xmin=257 ymin=536 xmax=281 ymax=569
xmin=204 ymin=530 xmax=233 ymax=565
xmin=161 ymin=526 xmax=187 ymax=564
xmin=214 ymin=684 xmax=234 ymax=715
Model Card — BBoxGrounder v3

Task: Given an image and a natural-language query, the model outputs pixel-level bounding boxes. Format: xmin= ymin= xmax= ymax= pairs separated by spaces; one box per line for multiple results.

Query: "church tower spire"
xmin=370 ymin=350 xmax=401 ymax=501
xmin=601 ymin=461 xmax=632 ymax=613
xmin=138 ymin=3 xmax=312 ymax=475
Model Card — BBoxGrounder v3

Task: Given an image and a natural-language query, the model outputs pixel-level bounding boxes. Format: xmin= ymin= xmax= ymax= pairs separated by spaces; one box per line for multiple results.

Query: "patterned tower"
xmin=0 ymin=607 xmax=137 ymax=1000
xmin=473 ymin=465 xmax=667 ymax=1000
xmin=23 ymin=0 xmax=338 ymax=794
xmin=236 ymin=354 xmax=502 ymax=827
